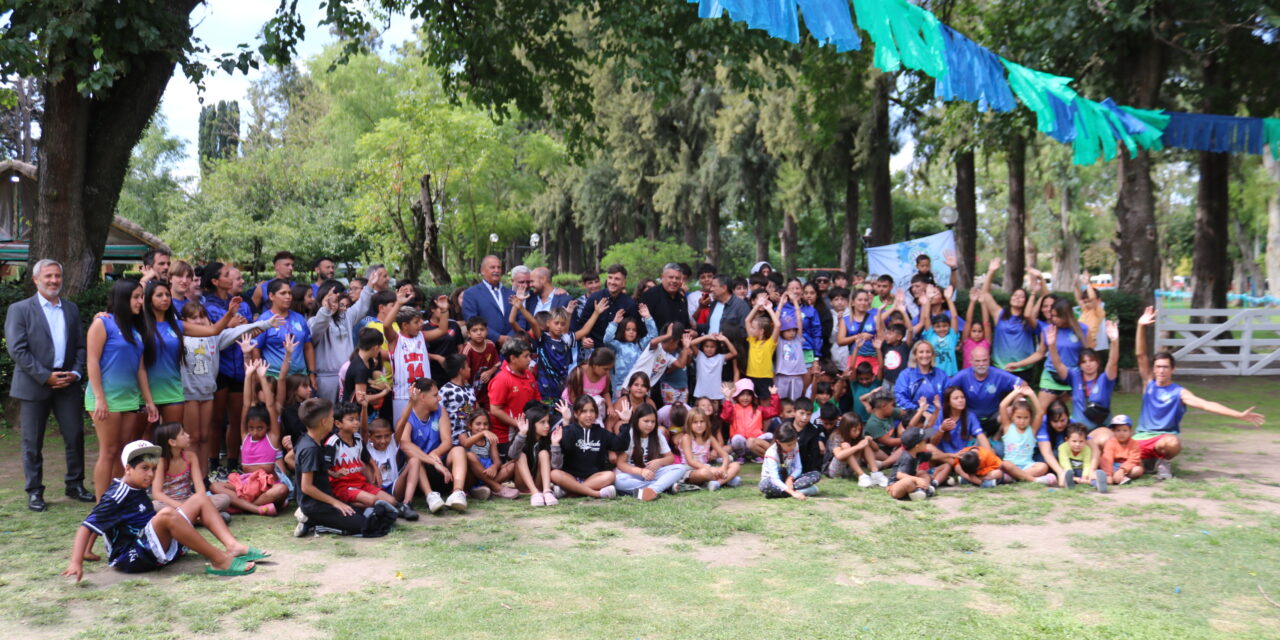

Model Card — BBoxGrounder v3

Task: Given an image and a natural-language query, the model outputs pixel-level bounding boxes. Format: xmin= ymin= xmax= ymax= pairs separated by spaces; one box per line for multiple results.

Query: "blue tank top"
xmin=146 ymin=317 xmax=185 ymax=405
xmin=1069 ymin=369 xmax=1115 ymax=429
xmin=1044 ymin=324 xmax=1089 ymax=377
xmin=845 ymin=310 xmax=878 ymax=356
xmin=1139 ymin=380 xmax=1185 ymax=436
xmin=85 ymin=315 xmax=145 ymax=411
xmin=992 ymin=312 xmax=1035 ymax=368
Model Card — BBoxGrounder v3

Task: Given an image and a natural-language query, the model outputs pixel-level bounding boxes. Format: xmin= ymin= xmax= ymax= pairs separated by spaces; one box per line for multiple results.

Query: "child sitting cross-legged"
xmin=63 ymin=440 xmax=263 ymax=581
xmin=326 ymin=401 xmax=417 ymax=520
xmin=612 ymin=403 xmax=691 ymax=501
xmin=459 ymin=412 xmax=519 ymax=500
xmin=1099 ymin=414 xmax=1145 ymax=487
xmin=679 ymin=408 xmax=742 ymax=491
xmin=886 ymin=427 xmax=934 ymax=501
xmin=759 ymin=424 xmax=822 ymax=500
xmin=150 ymin=422 xmax=232 ymax=519
xmin=948 ymin=445 xmax=1009 ymax=488
xmin=293 ymin=398 xmax=398 ymax=538
xmin=827 ymin=412 xmax=888 ymax=488
xmin=552 ymin=396 xmax=626 ymax=499
xmin=720 ymin=379 xmax=782 ymax=461
xmin=211 ymin=359 xmax=289 ymax=516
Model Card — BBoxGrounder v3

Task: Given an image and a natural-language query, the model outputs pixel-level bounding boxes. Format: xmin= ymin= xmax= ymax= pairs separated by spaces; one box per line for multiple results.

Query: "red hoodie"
xmin=487 ymin=361 xmax=541 ymax=443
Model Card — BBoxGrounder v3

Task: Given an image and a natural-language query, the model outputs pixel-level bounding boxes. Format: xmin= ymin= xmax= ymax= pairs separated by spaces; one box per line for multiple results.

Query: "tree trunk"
xmin=837 ymin=125 xmax=859 ymax=275
xmin=31 ymin=0 xmax=202 ymax=295
xmin=953 ymin=149 xmax=976 ymax=288
xmin=705 ymin=198 xmax=721 ymax=268
xmin=779 ymin=211 xmax=797 ymax=277
xmin=1192 ymin=151 xmax=1231 ymax=308
xmin=1051 ymin=182 xmax=1080 ymax=290
xmin=1231 ymin=216 xmax=1263 ymax=296
xmin=416 ymin=174 xmax=452 ymax=284
xmin=1265 ymin=149 xmax=1280 ymax=297
xmin=869 ymin=72 xmax=894 ymax=245
xmin=754 ymin=204 xmax=769 ymax=263
xmin=1003 ymin=134 xmax=1027 ymax=293
xmin=1112 ymin=36 xmax=1166 ymax=307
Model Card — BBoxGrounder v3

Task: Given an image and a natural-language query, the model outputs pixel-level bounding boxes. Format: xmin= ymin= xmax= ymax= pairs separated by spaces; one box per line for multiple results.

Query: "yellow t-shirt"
xmin=746 ymin=336 xmax=777 ymax=379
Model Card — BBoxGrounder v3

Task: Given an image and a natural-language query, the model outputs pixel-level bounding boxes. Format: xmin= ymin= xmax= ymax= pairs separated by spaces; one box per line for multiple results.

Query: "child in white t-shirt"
xmin=691 ymin=334 xmax=737 ymax=400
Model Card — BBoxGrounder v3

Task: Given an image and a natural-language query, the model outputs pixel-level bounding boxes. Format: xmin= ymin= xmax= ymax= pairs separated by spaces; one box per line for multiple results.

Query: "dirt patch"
xmin=967 ymin=591 xmax=1016 ymax=617
xmin=697 ymin=532 xmax=770 ymax=568
xmin=970 ymin=521 xmax=1104 ymax=569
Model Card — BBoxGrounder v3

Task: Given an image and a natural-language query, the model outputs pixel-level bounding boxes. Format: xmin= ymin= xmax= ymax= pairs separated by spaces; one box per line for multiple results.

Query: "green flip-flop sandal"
xmin=236 ymin=547 xmax=271 ymax=562
xmin=206 ymin=556 xmax=256 ymax=577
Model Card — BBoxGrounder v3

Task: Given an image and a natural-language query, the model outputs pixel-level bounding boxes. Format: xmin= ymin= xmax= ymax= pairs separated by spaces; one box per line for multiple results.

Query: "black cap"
xmin=901 ymin=427 xmax=927 ymax=450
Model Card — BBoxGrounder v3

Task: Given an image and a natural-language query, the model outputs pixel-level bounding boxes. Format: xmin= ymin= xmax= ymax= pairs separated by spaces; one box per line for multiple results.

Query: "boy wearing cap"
xmin=887 ymin=427 xmax=935 ymax=501
xmin=63 ymin=441 xmax=260 ymax=581
xmin=1099 ymin=415 xmax=1144 ymax=486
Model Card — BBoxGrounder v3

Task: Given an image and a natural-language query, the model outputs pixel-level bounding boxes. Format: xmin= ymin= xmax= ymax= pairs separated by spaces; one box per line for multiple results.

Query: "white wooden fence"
xmin=1154 ymin=305 xmax=1280 ymax=376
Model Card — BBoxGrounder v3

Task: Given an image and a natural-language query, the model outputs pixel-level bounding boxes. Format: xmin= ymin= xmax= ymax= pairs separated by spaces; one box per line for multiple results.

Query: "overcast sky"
xmin=160 ymin=1 xmax=911 ymax=181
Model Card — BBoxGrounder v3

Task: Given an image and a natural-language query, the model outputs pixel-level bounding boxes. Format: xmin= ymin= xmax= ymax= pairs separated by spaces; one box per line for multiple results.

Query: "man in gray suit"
xmin=5 ymin=259 xmax=93 ymax=511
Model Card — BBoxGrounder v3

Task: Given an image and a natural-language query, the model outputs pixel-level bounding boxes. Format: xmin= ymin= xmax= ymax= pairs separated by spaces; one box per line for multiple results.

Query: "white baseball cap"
xmin=121 ymin=440 xmax=161 ymax=467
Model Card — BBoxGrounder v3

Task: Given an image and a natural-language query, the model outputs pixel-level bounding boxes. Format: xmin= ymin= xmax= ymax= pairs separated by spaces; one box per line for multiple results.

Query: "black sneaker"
xmin=398 ymin=502 xmax=420 ymax=521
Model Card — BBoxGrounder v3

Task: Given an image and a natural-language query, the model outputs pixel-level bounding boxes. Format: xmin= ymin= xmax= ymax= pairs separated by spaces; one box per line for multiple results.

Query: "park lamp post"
xmin=938 ymin=205 xmax=958 ymax=229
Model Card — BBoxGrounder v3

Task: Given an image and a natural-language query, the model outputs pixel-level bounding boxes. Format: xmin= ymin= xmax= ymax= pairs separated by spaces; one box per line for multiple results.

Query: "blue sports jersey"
xmin=408 ymin=406 xmax=444 ymax=453
xmin=933 ymin=411 xmax=983 ymax=454
xmin=82 ymin=479 xmax=155 ymax=567
xmin=1138 ymin=380 xmax=1186 ymax=436
xmin=254 ymin=310 xmax=311 ymax=377
xmin=993 ymin=312 xmax=1036 ymax=368
xmin=894 ymin=366 xmax=949 ymax=411
xmin=1068 ymin=369 xmax=1116 ymax=429
xmin=1044 ymin=324 xmax=1089 ymax=378
xmin=948 ymin=367 xmax=1021 ymax=420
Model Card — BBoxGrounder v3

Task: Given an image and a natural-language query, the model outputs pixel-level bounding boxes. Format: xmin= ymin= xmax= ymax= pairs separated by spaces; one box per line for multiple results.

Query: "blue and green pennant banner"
xmin=687 ymin=0 xmax=1280 ymax=164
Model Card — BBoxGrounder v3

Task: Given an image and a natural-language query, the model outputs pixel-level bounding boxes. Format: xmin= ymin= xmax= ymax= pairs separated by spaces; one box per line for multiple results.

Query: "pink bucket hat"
xmin=732 ymin=378 xmax=756 ymax=399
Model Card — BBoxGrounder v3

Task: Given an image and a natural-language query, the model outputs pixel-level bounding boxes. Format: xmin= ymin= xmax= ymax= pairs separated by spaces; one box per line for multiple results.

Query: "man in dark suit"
xmin=697 ymin=275 xmax=750 ymax=336
xmin=5 ymin=259 xmax=93 ymax=511
xmin=461 ymin=255 xmax=516 ymax=345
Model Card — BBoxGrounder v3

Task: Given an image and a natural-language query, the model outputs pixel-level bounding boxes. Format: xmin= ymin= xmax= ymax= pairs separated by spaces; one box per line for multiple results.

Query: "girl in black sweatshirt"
xmin=550 ymin=396 xmax=627 ymax=499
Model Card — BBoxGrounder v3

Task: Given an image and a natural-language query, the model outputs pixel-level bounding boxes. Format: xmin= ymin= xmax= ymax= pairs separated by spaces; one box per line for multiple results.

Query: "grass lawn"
xmin=3 ymin=377 xmax=1280 ymax=639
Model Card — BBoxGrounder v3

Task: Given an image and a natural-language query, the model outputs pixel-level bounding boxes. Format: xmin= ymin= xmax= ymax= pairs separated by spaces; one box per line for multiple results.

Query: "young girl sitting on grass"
xmin=458 ymin=412 xmax=519 ymax=500
xmin=613 ymin=404 xmax=690 ymax=501
xmin=827 ymin=412 xmax=888 ymax=488
xmin=759 ymin=424 xmax=821 ymax=500
xmin=552 ymin=396 xmax=624 ymax=499
xmin=211 ymin=359 xmax=289 ymax=515
xmin=609 ymin=372 xmax=655 ymax=433
xmin=719 ymin=379 xmax=781 ymax=461
xmin=510 ymin=403 xmax=561 ymax=506
xmin=151 ymin=422 xmax=231 ymax=518
xmin=679 ymin=408 xmax=741 ymax=491
xmin=998 ymin=386 xmax=1055 ymax=486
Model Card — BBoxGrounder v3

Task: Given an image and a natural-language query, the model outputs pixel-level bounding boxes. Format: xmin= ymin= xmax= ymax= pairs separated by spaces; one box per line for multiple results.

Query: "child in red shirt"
xmin=487 ymin=337 xmax=541 ymax=468
xmin=462 ymin=317 xmax=500 ymax=408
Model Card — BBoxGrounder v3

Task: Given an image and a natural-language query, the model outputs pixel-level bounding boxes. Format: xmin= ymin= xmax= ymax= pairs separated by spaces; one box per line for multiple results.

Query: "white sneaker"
xmin=552 ymin=486 xmax=565 ymax=499
xmin=426 ymin=491 xmax=445 ymax=513
xmin=445 ymin=490 xmax=468 ymax=512
xmin=908 ymin=489 xmax=927 ymax=501
xmin=469 ymin=486 xmax=492 ymax=501
xmin=707 ymin=480 xmax=721 ymax=492
xmin=598 ymin=486 xmax=617 ymax=499
xmin=857 ymin=474 xmax=873 ymax=488
xmin=294 ymin=507 xmax=308 ymax=524
xmin=871 ymin=471 xmax=889 ymax=487
xmin=1156 ymin=459 xmax=1173 ymax=481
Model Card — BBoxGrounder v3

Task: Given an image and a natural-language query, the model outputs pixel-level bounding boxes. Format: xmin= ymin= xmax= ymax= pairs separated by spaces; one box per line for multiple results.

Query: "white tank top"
xmin=392 ymin=331 xmax=429 ymax=400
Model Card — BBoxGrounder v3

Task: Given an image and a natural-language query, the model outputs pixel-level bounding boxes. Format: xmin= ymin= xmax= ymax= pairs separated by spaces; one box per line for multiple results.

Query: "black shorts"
xmin=216 ymin=373 xmax=241 ymax=392
xmin=497 ymin=442 xmax=511 ymax=461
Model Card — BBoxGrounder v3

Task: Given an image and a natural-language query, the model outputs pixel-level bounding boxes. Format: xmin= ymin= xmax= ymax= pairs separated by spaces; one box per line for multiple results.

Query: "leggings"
xmin=302 ymin=501 xmax=396 ymax=537
xmin=761 ymin=471 xmax=821 ymax=499
xmin=614 ymin=464 xmax=690 ymax=497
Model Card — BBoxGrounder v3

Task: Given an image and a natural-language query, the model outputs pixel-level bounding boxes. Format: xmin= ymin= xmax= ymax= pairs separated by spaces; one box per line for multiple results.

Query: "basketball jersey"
xmin=392 ymin=331 xmax=429 ymax=400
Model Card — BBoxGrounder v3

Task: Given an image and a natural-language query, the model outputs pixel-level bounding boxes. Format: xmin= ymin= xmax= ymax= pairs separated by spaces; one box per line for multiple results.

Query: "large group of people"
xmin=5 ymin=248 xmax=1265 ymax=580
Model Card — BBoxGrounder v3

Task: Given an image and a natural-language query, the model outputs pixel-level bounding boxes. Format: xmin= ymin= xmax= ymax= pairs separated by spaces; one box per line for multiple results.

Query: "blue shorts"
xmin=112 ymin=519 xmax=185 ymax=573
